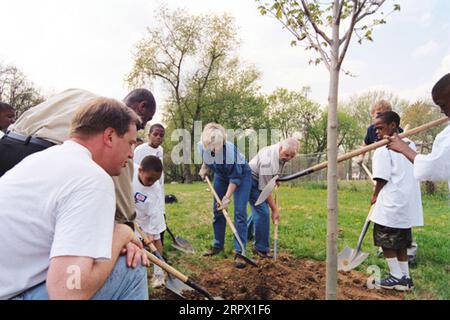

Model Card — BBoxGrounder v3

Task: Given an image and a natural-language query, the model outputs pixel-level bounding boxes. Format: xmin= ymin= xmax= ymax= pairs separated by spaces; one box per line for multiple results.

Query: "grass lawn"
xmin=160 ymin=180 xmax=450 ymax=300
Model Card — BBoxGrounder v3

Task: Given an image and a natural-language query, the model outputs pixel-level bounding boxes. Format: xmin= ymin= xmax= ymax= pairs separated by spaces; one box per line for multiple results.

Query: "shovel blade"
xmin=255 ymin=176 xmax=278 ymax=206
xmin=338 ymin=247 xmax=369 ymax=272
xmin=171 ymin=236 xmax=195 ymax=254
xmin=236 ymin=252 xmax=258 ymax=267
xmin=164 ymin=276 xmax=191 ymax=299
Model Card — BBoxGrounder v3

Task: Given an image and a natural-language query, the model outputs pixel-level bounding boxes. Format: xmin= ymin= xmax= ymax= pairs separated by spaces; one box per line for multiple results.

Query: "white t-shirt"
xmin=414 ymin=123 xmax=450 ymax=183
xmin=0 ymin=140 xmax=116 ymax=299
xmin=133 ymin=167 xmax=166 ymax=235
xmin=0 ymin=130 xmax=4 ymax=139
xmin=370 ymin=139 xmax=424 ymax=229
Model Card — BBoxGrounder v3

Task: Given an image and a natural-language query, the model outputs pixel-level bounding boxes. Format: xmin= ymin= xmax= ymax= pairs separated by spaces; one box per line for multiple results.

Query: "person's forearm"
xmin=225 ymin=183 xmax=237 ymax=198
xmin=372 ymin=179 xmax=387 ymax=200
xmin=47 ymin=225 xmax=132 ymax=299
xmin=85 ymin=226 xmax=133 ymax=291
xmin=266 ymin=194 xmax=277 ymax=211
xmin=400 ymin=147 xmax=417 ymax=164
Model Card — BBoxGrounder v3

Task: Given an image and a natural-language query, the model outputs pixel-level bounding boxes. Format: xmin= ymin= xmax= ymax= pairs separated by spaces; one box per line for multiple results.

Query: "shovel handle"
xmin=355 ymin=205 xmax=375 ymax=253
xmin=279 ymin=117 xmax=449 ymax=182
xmin=274 ymin=222 xmax=278 ymax=240
xmin=205 ymin=176 xmax=246 ymax=254
xmin=144 ymin=249 xmax=189 ymax=282
xmin=360 ymin=163 xmax=375 ymax=184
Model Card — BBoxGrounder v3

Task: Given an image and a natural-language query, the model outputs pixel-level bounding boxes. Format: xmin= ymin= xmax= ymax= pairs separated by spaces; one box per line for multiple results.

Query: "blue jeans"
xmin=212 ymin=173 xmax=252 ymax=253
xmin=247 ymin=178 xmax=271 ymax=253
xmin=14 ymin=256 xmax=148 ymax=300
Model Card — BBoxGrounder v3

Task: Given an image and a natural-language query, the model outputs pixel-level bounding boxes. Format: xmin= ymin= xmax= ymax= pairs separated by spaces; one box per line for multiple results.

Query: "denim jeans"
xmin=247 ymin=178 xmax=271 ymax=253
xmin=14 ymin=255 xmax=148 ymax=300
xmin=212 ymin=173 xmax=252 ymax=253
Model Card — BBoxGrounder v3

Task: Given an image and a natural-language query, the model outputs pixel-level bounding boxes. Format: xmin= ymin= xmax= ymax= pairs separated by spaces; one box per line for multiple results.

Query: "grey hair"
xmin=280 ymin=137 xmax=299 ymax=153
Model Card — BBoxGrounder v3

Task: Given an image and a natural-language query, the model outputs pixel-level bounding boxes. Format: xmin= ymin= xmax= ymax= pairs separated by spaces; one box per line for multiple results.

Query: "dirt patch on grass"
xmin=152 ymin=253 xmax=403 ymax=300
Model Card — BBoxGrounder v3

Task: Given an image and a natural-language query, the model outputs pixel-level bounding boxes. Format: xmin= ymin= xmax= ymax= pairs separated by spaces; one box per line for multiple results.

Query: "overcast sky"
xmin=1 ymin=0 xmax=449 ymax=123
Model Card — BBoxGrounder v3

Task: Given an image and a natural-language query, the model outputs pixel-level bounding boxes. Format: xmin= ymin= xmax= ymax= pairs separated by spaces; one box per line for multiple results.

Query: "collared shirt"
xmin=10 ymin=88 xmax=97 ymax=144
xmin=249 ymin=143 xmax=284 ymax=191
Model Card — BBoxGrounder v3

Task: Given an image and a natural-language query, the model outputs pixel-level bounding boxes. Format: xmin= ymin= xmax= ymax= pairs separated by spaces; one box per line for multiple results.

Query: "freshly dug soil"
xmin=152 ymin=253 xmax=403 ymax=300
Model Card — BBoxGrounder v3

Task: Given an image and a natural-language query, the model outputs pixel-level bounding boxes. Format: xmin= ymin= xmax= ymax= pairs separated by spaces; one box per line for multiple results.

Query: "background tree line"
xmin=1 ymin=7 xmax=444 ymax=187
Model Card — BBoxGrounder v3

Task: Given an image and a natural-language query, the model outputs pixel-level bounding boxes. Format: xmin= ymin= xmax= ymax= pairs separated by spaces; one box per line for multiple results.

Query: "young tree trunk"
xmin=326 ymin=0 xmax=340 ymax=301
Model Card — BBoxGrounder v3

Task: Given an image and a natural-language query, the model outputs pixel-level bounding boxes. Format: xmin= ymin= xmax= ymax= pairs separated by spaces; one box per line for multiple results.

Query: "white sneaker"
xmin=151 ymin=273 xmax=165 ymax=289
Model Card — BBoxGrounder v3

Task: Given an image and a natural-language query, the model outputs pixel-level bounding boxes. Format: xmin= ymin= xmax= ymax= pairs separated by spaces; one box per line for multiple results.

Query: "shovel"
xmin=135 ymin=224 xmax=195 ymax=298
xmin=204 ymin=176 xmax=258 ymax=267
xmin=166 ymin=225 xmax=195 ymax=254
xmin=255 ymin=117 xmax=449 ymax=205
xmin=337 ymin=163 xmax=375 ymax=271
xmin=337 ymin=205 xmax=375 ymax=271
xmin=144 ymin=249 xmax=223 ymax=300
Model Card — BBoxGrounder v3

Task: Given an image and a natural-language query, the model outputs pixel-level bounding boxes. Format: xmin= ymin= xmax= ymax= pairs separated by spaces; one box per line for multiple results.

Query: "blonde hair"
xmin=371 ymin=100 xmax=392 ymax=115
xmin=70 ymin=97 xmax=141 ymax=138
xmin=201 ymin=123 xmax=226 ymax=150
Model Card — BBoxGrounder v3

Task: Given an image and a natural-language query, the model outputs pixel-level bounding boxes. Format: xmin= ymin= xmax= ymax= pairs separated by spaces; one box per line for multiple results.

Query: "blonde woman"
xmin=198 ymin=123 xmax=252 ymax=268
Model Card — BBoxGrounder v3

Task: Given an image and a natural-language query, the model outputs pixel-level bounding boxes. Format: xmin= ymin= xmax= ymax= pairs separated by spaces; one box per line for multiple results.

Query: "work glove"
xmin=199 ymin=163 xmax=209 ymax=180
xmin=217 ymin=195 xmax=231 ymax=211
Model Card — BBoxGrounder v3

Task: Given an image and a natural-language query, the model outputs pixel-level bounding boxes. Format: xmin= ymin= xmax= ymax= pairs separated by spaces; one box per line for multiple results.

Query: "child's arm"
xmin=371 ymin=178 xmax=387 ymax=204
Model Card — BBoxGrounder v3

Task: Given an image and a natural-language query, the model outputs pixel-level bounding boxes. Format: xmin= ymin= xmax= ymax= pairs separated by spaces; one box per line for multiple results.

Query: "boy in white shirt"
xmin=371 ymin=111 xmax=423 ymax=291
xmin=133 ymin=155 xmax=167 ymax=289
xmin=134 ymin=124 xmax=166 ymax=241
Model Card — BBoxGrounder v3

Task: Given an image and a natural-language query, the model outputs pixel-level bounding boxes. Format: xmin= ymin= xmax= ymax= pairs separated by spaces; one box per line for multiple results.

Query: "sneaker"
xmin=377 ymin=274 xmax=409 ymax=291
xmin=234 ymin=254 xmax=247 ymax=269
xmin=252 ymin=248 xmax=272 ymax=259
xmin=202 ymin=247 xmax=224 ymax=257
xmin=151 ymin=273 xmax=165 ymax=289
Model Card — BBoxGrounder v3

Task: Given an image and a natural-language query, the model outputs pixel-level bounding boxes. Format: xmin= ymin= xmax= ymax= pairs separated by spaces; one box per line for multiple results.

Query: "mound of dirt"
xmin=154 ymin=253 xmax=403 ymax=300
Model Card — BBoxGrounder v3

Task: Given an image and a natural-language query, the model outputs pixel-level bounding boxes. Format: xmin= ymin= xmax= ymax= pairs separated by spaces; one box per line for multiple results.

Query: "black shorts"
xmin=373 ymin=223 xmax=412 ymax=250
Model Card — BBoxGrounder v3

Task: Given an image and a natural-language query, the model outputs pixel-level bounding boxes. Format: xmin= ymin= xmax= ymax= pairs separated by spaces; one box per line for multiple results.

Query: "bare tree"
xmin=0 ymin=64 xmax=44 ymax=116
xmin=127 ymin=7 xmax=238 ymax=183
xmin=257 ymin=0 xmax=400 ymax=299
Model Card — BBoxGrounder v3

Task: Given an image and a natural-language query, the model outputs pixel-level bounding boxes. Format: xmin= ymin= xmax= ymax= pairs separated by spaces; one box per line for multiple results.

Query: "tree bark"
xmin=326 ymin=0 xmax=340 ymax=301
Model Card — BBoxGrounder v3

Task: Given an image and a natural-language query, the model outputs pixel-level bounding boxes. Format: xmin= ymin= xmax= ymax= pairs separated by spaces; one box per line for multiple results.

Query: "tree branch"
xmin=301 ymin=0 xmax=332 ymax=45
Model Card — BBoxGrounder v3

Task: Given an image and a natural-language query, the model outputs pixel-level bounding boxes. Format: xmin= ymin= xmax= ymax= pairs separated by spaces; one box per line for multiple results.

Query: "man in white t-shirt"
xmin=0 ymin=97 xmax=149 ymax=300
xmin=370 ymin=111 xmax=423 ymax=292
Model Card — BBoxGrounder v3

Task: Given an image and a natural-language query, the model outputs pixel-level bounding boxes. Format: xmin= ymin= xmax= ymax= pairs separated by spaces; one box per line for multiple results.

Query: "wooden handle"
xmin=205 ymin=176 xmax=238 ymax=234
xmin=134 ymin=223 xmax=151 ymax=245
xmin=144 ymin=249 xmax=188 ymax=282
xmin=310 ymin=117 xmax=449 ymax=172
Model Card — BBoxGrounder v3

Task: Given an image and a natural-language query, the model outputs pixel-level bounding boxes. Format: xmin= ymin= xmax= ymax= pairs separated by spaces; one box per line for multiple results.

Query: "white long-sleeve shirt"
xmin=414 ymin=123 xmax=450 ymax=183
